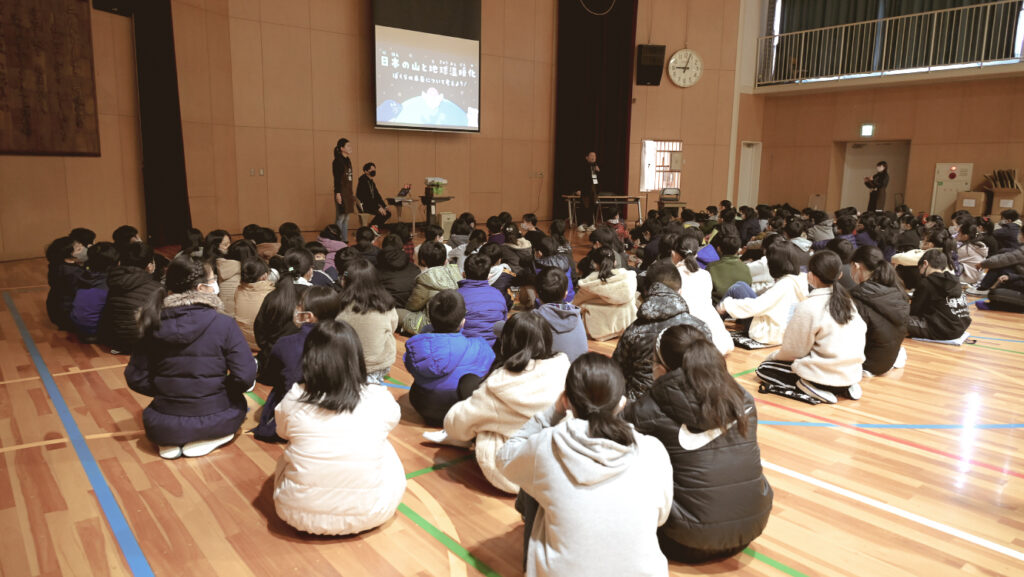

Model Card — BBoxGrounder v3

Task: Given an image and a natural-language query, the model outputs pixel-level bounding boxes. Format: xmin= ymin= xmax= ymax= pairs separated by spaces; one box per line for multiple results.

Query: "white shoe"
xmin=182 ymin=434 xmax=235 ymax=457
xmin=586 ymin=225 xmax=597 ymax=232
xmin=576 ymin=224 xmax=587 ymax=233
xmin=846 ymin=382 xmax=863 ymax=400
xmin=893 ymin=346 xmax=907 ymax=369
xmin=422 ymin=430 xmax=473 ymax=448
xmin=158 ymin=445 xmax=183 ymax=460
xmin=965 ymin=286 xmax=989 ymax=297
xmin=796 ymin=378 xmax=837 ymax=404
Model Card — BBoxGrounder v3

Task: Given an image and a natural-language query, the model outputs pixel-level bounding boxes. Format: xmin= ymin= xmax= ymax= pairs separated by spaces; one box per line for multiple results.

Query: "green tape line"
xmin=406 ymin=454 xmax=475 ymax=480
xmin=967 ymin=342 xmax=1024 ymax=356
xmin=245 ymin=391 xmax=265 ymax=406
xmin=742 ymin=548 xmax=811 ymax=577
xmin=397 ymin=503 xmax=503 ymax=577
xmin=732 ymin=368 xmax=757 ymax=377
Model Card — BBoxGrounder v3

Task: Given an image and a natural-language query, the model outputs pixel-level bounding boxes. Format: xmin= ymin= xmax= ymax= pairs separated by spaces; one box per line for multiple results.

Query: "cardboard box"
xmin=955 ymin=191 xmax=986 ymax=216
xmin=991 ymin=190 xmax=1022 ymax=215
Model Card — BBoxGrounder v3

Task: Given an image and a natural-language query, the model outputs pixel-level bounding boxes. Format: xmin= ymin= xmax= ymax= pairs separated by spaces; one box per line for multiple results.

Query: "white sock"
xmin=422 ymin=430 xmax=472 ymax=448
xmin=893 ymin=346 xmax=907 ymax=369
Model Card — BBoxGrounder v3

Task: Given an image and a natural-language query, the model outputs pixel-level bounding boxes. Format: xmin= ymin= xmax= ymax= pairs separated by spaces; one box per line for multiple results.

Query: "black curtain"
xmin=552 ymin=0 xmax=637 ymax=219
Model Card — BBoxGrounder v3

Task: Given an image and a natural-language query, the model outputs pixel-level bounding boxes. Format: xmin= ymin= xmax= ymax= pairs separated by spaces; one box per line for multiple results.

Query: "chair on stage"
xmin=657 ymin=187 xmax=685 ymax=216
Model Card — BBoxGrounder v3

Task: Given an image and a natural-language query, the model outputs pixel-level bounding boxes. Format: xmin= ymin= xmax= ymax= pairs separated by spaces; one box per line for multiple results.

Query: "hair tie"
xmin=288 ymin=266 xmax=295 ymax=272
xmin=681 ymin=249 xmax=693 ymax=258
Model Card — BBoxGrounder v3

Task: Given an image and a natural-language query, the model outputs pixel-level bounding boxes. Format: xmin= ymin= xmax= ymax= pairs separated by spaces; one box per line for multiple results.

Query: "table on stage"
xmin=386 ymin=197 xmax=420 ymax=235
xmin=420 ymin=195 xmax=454 ymax=226
xmin=561 ymin=194 xmax=645 ymax=226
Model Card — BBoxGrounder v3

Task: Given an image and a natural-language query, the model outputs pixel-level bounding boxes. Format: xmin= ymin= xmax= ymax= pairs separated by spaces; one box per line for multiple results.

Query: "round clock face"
xmin=667 ymin=49 xmax=703 ymax=87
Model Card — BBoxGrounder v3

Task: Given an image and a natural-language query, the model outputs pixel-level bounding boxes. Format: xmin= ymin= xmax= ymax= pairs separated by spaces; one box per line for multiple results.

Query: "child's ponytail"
xmin=673 ymin=236 xmax=700 ymax=273
xmin=564 ymin=353 xmax=634 ymax=447
xmin=588 ymin=246 xmax=616 ymax=282
xmin=137 ymin=256 xmax=206 ymax=336
xmin=809 ymin=250 xmax=855 ymax=324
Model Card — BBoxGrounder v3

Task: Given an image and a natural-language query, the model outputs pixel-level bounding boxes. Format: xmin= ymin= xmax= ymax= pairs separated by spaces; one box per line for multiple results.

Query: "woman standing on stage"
xmin=333 ymin=138 xmax=355 ymax=242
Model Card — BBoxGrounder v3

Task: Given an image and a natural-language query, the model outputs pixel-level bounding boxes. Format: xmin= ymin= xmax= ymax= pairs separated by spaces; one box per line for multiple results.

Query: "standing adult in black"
xmin=333 ymin=138 xmax=355 ymax=241
xmin=864 ymin=160 xmax=889 ymax=212
xmin=357 ymin=162 xmax=391 ymax=234
xmin=575 ymin=151 xmax=600 ymax=233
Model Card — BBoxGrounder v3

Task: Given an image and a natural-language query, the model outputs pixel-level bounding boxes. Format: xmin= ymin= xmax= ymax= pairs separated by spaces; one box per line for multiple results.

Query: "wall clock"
xmin=667 ymin=49 xmax=703 ymax=88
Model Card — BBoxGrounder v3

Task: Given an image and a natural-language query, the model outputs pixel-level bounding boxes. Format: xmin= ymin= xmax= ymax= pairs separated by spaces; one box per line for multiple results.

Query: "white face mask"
xmin=73 ymin=246 xmax=88 ymax=263
xmin=201 ymin=280 xmax=220 ymax=295
xmin=876 ymin=165 xmax=885 ymax=173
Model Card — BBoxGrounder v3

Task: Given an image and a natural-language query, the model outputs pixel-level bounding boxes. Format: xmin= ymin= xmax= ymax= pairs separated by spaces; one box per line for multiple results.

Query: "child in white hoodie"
xmin=497 ymin=353 xmax=674 ymax=577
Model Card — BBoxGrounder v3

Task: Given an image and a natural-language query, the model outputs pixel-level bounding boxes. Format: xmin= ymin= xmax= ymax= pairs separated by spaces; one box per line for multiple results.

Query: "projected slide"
xmin=374 ymin=25 xmax=479 ymax=131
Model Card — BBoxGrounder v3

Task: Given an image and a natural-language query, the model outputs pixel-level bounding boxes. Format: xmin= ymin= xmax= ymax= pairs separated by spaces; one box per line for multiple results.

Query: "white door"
xmin=840 ymin=141 xmax=910 ymax=211
xmin=737 ymin=142 xmax=761 ymax=208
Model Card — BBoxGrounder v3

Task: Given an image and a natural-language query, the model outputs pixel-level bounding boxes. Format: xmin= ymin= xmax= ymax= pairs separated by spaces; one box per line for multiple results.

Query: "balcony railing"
xmin=757 ymin=0 xmax=1024 ymax=86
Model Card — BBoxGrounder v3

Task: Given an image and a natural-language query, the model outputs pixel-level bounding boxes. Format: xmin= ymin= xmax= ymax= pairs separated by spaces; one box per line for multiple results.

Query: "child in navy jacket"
xmin=71 ymin=242 xmax=120 ymax=343
xmin=404 ymin=290 xmax=495 ymax=427
xmin=46 ymin=236 xmax=87 ymax=331
xmin=458 ymin=254 xmax=508 ymax=345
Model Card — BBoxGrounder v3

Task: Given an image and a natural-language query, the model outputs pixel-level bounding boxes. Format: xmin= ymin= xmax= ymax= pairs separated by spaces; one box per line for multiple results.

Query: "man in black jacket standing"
xmin=357 ymin=162 xmax=390 ymax=234
xmin=575 ymin=151 xmax=600 ymax=233
xmin=864 ymin=160 xmax=889 ymax=212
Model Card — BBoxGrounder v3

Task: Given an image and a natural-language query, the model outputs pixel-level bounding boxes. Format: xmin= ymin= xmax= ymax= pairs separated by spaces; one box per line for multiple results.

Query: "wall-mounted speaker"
xmin=636 ymin=44 xmax=666 ymax=86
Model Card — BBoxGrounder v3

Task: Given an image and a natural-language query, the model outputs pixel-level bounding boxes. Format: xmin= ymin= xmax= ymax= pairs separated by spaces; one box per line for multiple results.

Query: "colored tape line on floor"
xmin=3 ymin=292 xmax=156 ymax=577
xmin=405 ymin=454 xmax=476 ymax=480
xmin=971 ymin=335 xmax=1024 ymax=344
xmin=968 ymin=342 xmax=1024 ymax=356
xmin=760 ymin=420 xmax=1024 ymax=430
xmin=397 ymin=503 xmax=503 ymax=577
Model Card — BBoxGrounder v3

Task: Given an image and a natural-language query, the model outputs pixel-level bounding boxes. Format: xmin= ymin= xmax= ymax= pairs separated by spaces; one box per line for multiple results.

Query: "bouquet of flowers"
xmin=425 ymin=177 xmax=448 ymax=196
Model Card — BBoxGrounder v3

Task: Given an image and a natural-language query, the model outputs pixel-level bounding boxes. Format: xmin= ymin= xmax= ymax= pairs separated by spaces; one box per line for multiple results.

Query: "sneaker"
xmin=182 ymin=434 xmax=235 ymax=457
xmin=158 ymin=445 xmax=183 ymax=460
xmin=576 ymin=224 xmax=587 ymax=233
xmin=845 ymin=382 xmax=863 ymax=400
xmin=965 ymin=286 xmax=989 ymax=297
xmin=422 ymin=430 xmax=473 ymax=448
xmin=893 ymin=346 xmax=907 ymax=369
xmin=586 ymin=225 xmax=597 ymax=232
xmin=371 ymin=225 xmax=382 ymax=237
xmin=110 ymin=349 xmax=124 ymax=355
xmin=796 ymin=378 xmax=837 ymax=404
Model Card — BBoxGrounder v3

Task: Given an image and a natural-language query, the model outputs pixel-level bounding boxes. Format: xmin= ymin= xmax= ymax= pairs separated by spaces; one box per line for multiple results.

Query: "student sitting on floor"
xmin=254 ymin=249 xmax=313 ymax=374
xmin=336 ymin=259 xmax=399 ymax=383
xmin=908 ymin=249 xmax=972 ymax=341
xmin=530 ymin=267 xmax=588 ymax=363
xmin=253 ymin=286 xmax=342 ymax=443
xmin=234 ymin=258 xmax=275 ymax=351
xmin=548 ymin=219 xmax=579 ymax=283
xmin=377 ymin=234 xmax=421 ymax=313
xmin=316 ymin=224 xmax=347 ymax=274
xmin=447 ymin=218 xmax=474 ymax=266
xmin=623 ymin=325 xmax=773 ymax=564
xmin=613 ymin=262 xmax=711 ymax=400
xmin=574 ymin=247 xmax=638 ymax=341
xmin=458 ymin=254 xmax=508 ymax=345
xmin=352 ymin=226 xmax=381 ymax=266
xmin=479 ymin=242 xmax=517 ymax=310
xmin=126 ymin=256 xmax=257 ymax=459
xmin=496 ymin=353 xmax=673 ymax=577
xmin=305 ymin=242 xmax=338 ymax=286
xmin=46 ymin=236 xmax=87 ymax=331
xmin=756 ymin=250 xmax=867 ymax=404
xmin=812 ymin=214 xmax=858 ymax=251
xmin=273 ymin=320 xmax=405 ymax=536
xmin=993 ymin=209 xmax=1021 ymax=252
xmin=972 ymin=226 xmax=1024 ymax=311
xmin=402 ymin=241 xmax=462 ymax=335
xmin=501 ymin=223 xmax=536 ymax=287
xmin=405 ymin=290 xmax=495 ymax=427
xmin=70 ymin=242 xmax=120 ymax=343
xmin=849 ymin=246 xmax=909 ymax=376
xmin=486 ymin=215 xmax=505 ymax=245
xmin=521 ymin=212 xmax=545 ymax=247
xmin=534 ymin=236 xmax=575 ymax=303
xmin=439 ymin=313 xmax=571 ymax=494
xmin=706 ymin=235 xmax=752 ymax=303
xmin=956 ymin=223 xmax=989 ymax=286
xmin=413 ymin=224 xmax=452 ymax=264
xmin=671 ymin=236 xmax=734 ymax=357
xmin=717 ymin=242 xmax=808 ymax=346
xmin=100 ymin=242 xmax=162 ymax=355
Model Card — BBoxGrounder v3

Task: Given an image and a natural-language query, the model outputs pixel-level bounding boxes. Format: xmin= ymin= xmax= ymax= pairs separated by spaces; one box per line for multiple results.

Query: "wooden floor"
xmin=1 ymin=236 xmax=1023 ymax=577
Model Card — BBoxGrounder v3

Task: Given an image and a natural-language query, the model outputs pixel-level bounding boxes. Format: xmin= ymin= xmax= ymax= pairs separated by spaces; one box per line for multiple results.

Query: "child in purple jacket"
xmin=71 ymin=242 xmax=120 ymax=343
xmin=458 ymin=254 xmax=508 ymax=345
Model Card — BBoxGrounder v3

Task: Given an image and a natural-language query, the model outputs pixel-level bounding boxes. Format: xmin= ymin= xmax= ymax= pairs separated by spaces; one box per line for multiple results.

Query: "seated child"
xmin=447 ymin=218 xmax=474 ymax=265
xmin=101 ymin=242 xmax=162 ymax=354
xmin=624 ymin=325 xmax=772 ymax=564
xmin=458 ymin=254 xmax=508 ymax=345
xmin=717 ymin=242 xmax=808 ymax=346
xmin=405 ymin=290 xmax=495 ymax=427
xmin=521 ymin=213 xmax=545 ymax=247
xmin=46 ymin=236 xmax=87 ymax=331
xmin=706 ymin=235 xmax=752 ymax=302
xmin=574 ymin=247 xmax=638 ymax=341
xmin=825 ymin=237 xmax=857 ymax=291
xmin=756 ymin=251 xmax=867 ymax=404
xmin=479 ymin=242 xmax=516 ymax=309
xmin=486 ymin=215 xmax=505 ymax=245
xmin=439 ymin=313 xmax=570 ymax=493
xmin=501 ymin=223 xmax=536 ymax=286
xmin=531 ymin=267 xmax=588 ymax=362
xmin=253 ymin=286 xmax=342 ymax=442
xmin=497 ymin=353 xmax=673 ymax=577
xmin=534 ymin=236 xmax=575 ymax=303
xmin=376 ymin=234 xmax=421 ymax=311
xmin=305 ymin=241 xmax=338 ymax=285
xmin=336 ymin=259 xmax=400 ymax=382
xmin=613 ymin=262 xmax=711 ymax=400
xmin=70 ymin=242 xmax=120 ymax=343
xmin=316 ymin=224 xmax=347 ymax=273
xmin=273 ymin=321 xmax=405 ymax=536
xmin=402 ymin=241 xmax=462 ymax=335
xmin=908 ymin=249 xmax=971 ymax=340
xmin=671 ymin=235 xmax=734 ymax=356
xmin=234 ymin=258 xmax=275 ymax=351
xmin=849 ymin=247 xmax=909 ymax=376
xmin=414 ymin=224 xmax=452 ymax=263
xmin=353 ymin=226 xmax=380 ymax=266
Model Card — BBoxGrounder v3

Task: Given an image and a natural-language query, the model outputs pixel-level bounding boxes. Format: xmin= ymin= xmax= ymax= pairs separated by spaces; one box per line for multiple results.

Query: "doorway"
xmin=840 ymin=141 xmax=910 ymax=211
xmin=737 ymin=142 xmax=762 ymax=208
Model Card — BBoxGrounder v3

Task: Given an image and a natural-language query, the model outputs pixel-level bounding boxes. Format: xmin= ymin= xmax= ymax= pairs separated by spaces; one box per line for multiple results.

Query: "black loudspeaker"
xmin=636 ymin=44 xmax=666 ymax=86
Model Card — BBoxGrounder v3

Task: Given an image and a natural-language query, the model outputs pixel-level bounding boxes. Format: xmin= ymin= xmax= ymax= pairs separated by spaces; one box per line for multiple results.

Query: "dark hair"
xmin=919 ymin=247 xmax=949 ymax=271
xmin=739 ymin=206 xmax=756 ymax=220
xmin=334 ymin=138 xmax=349 ymax=157
xmin=565 ymin=353 xmax=634 ymax=446
xmin=761 ymin=233 xmax=783 ymax=254
xmin=320 ymin=224 xmax=342 ymax=241
xmin=672 ymin=235 xmax=700 ymax=273
xmin=181 ymin=228 xmax=205 ymax=256
xmin=338 ymin=258 xmax=394 ymax=313
xmin=427 ymin=289 xmax=466 ymax=333
xmin=122 ymin=242 xmax=155 ymax=269
xmin=281 ymin=248 xmax=313 ymax=281
xmin=334 ymin=246 xmax=361 ymax=275
xmin=423 ymin=224 xmax=444 ymax=242
xmin=501 ymin=223 xmax=520 ymax=243
xmin=113 ymin=225 xmax=139 ymax=250
xmin=450 ymin=218 xmax=473 ymax=237
xmin=706 ymin=205 xmax=718 ymax=216
xmin=300 ymin=285 xmax=342 ymax=320
xmin=717 ymin=235 xmax=742 ymax=256
xmin=589 ymin=226 xmax=621 ymax=252
xmin=655 ymin=325 xmax=749 ymax=437
xmin=242 ymin=224 xmax=262 ymax=241
xmin=204 ymin=229 xmax=230 ymax=261
xmin=305 ymin=241 xmax=327 ymax=256
xmin=381 ymin=234 xmax=403 ymax=252
xmin=809 ymin=251 xmax=855 ymax=324
xmin=850 ymin=246 xmax=900 ymax=288
xmin=646 ymin=261 xmax=681 ymax=293
xmin=587 ymin=246 xmax=616 ymax=282
xmin=391 ymin=222 xmax=412 ymax=244
xmin=464 ymin=253 xmax=492 ymax=281
xmin=478 ymin=242 xmax=503 ymax=266
xmin=766 ymin=242 xmax=801 ymax=279
xmin=876 ymin=160 xmax=888 ymax=170
xmin=85 ymin=242 xmax=119 ymax=274
xmin=419 ymin=241 xmax=448 ymax=268
xmin=495 ymin=312 xmax=554 ymax=373
xmin=458 ymin=212 xmax=476 ymax=227
xmin=227 ymin=239 xmax=258 ymax=263
xmin=522 ymin=213 xmax=538 ymax=225
xmin=658 ymin=232 xmax=681 ymax=260
xmin=138 ymin=256 xmax=208 ymax=336
xmin=549 ymin=219 xmax=569 ymax=247
xmin=958 ymin=223 xmax=985 ymax=249
xmin=241 ymin=257 xmax=269 ymax=283
xmin=498 ymin=211 xmax=512 ymax=227
xmin=355 ymin=227 xmax=375 ymax=248
xmin=278 ymin=222 xmax=301 ymax=240
xmin=834 ymin=215 xmax=857 ymax=235
xmin=465 ymin=229 xmax=489 ymax=255
xmin=362 ymin=162 xmax=375 ymax=173
xmin=299 ymin=320 xmax=367 ymax=413
xmin=69 ymin=228 xmax=96 ymax=247
xmin=46 ymin=236 xmax=77 ymax=264
xmin=536 ymin=267 xmax=568 ymax=303
xmin=783 ymin=220 xmax=804 ymax=240
xmin=720 ymin=200 xmax=732 ymax=210
xmin=1001 ymin=208 xmax=1020 ymax=222
xmin=535 ymin=235 xmax=559 ymax=257
xmin=486 ymin=216 xmax=502 ymax=233
xmin=924 ymin=229 xmax=956 ymax=269
xmin=278 ymin=233 xmax=306 ymax=256
xmin=825 ymin=237 xmax=855 ymax=263
xmin=719 ymin=208 xmax=737 ymax=224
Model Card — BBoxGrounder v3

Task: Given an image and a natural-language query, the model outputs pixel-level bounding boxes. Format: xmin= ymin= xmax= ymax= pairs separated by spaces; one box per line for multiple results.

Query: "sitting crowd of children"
xmin=40 ymin=199 xmax=1020 ymax=571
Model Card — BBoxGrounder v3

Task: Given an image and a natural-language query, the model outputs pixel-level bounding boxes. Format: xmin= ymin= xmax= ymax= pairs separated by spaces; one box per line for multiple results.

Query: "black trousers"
xmin=867 ymin=188 xmax=885 ymax=212
xmin=365 ymin=209 xmax=391 ymax=229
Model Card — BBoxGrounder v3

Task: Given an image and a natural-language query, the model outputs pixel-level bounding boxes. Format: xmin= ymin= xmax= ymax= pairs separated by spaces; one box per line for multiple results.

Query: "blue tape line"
xmin=382 ymin=379 xmax=411 ymax=390
xmin=760 ymin=419 xmax=1023 ymax=430
xmin=970 ymin=335 xmax=1024 ymax=344
xmin=3 ymin=293 xmax=155 ymax=576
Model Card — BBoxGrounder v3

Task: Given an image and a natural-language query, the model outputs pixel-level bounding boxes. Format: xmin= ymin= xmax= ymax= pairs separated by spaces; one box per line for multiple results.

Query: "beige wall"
xmin=757 ymin=75 xmax=1024 ymax=213
xmin=171 ymin=0 xmax=557 ymax=235
xmin=0 ymin=10 xmax=144 ymax=262
xmin=629 ymin=0 xmax=742 ymax=215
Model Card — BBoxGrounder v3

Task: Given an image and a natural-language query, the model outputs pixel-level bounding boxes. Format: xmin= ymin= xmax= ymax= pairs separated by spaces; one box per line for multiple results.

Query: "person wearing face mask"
xmin=863 ymin=161 xmax=889 ymax=212
xmin=357 ymin=162 xmax=390 ymax=235
xmin=45 ymin=236 xmax=89 ymax=331
xmin=126 ymin=256 xmax=257 ymax=460
xmin=251 ymin=286 xmax=342 ymax=443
